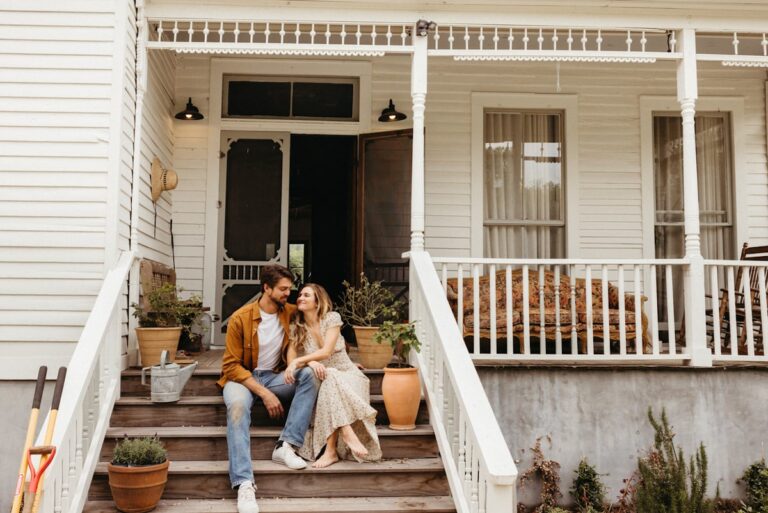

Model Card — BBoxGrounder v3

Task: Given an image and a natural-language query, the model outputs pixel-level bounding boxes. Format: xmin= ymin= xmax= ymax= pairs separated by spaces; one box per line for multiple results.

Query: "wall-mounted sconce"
xmin=378 ymin=99 xmax=407 ymax=122
xmin=175 ymin=97 xmax=204 ymax=120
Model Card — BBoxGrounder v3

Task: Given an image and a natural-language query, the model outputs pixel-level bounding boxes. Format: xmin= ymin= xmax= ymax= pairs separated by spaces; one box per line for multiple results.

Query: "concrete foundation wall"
xmin=0 ymin=382 xmax=55 ymax=513
xmin=478 ymin=366 xmax=768 ymax=507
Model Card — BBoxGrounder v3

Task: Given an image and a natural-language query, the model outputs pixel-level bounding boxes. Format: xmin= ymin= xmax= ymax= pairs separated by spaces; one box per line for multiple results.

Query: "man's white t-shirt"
xmin=256 ymin=309 xmax=283 ymax=370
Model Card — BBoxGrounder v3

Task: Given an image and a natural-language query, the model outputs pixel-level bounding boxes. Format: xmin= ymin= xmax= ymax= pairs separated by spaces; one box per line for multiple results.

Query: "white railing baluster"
xmin=710 ymin=265 xmax=722 ymax=355
xmin=618 ymin=265 xmax=626 ymax=354
xmin=554 ymin=266 xmax=562 ymax=354
xmin=727 ymin=266 xmax=738 ymax=355
xmin=490 ymin=264 xmax=497 ymax=355
xmin=759 ymin=267 xmax=768 ymax=354
xmin=539 ymin=266 xmax=546 ymax=354
xmin=649 ymin=265 xmax=660 ymax=354
xmin=442 ymin=264 xmax=448 ymax=293
xmin=473 ymin=264 xmax=480 ymax=355
xmin=570 ymin=268 xmax=577 ymax=355
xmin=665 ymin=265 xmax=676 ymax=355
xmin=601 ymin=265 xmax=609 ymax=354
xmin=505 ymin=266 xmax=513 ymax=355
xmin=586 ymin=266 xmax=594 ymax=354
xmin=742 ymin=267 xmax=755 ymax=356
xmin=458 ymin=264 xmax=464 ymax=333
xmin=522 ymin=265 xmax=530 ymax=354
xmin=634 ymin=265 xmax=642 ymax=355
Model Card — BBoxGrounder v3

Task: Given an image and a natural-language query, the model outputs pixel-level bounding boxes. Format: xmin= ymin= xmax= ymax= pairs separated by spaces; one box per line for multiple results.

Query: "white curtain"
xmin=483 ymin=111 xmax=565 ymax=258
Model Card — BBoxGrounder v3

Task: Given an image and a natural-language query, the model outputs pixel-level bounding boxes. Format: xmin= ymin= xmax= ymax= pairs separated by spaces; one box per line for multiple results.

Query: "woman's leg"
xmin=312 ymin=429 xmax=340 ymax=468
xmin=340 ymin=424 xmax=369 ymax=458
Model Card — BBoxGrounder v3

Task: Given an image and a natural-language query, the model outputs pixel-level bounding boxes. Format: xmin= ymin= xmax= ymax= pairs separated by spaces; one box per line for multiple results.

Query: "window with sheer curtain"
xmin=483 ymin=110 xmax=565 ymax=258
xmin=653 ymin=112 xmax=735 ymax=325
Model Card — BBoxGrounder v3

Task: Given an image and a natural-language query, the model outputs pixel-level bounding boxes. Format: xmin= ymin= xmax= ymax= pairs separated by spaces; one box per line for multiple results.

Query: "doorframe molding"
xmin=204 ymin=58 xmax=374 ymax=321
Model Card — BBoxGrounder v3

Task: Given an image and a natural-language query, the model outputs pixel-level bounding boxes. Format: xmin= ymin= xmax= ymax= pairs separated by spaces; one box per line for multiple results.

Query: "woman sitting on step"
xmin=284 ymin=283 xmax=382 ymax=468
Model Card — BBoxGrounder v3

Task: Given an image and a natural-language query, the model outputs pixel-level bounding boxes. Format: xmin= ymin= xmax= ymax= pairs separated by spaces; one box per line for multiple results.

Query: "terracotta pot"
xmin=136 ymin=327 xmax=181 ymax=367
xmin=108 ymin=460 xmax=169 ymax=513
xmin=353 ymin=326 xmax=393 ymax=369
xmin=382 ymin=366 xmax=421 ymax=430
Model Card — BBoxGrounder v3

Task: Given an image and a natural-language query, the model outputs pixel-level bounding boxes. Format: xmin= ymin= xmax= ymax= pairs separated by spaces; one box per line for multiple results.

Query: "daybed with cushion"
xmin=445 ymin=269 xmax=651 ymax=352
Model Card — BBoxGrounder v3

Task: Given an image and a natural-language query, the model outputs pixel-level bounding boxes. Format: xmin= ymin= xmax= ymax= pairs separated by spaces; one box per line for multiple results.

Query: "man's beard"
xmin=268 ymin=292 xmax=287 ymax=308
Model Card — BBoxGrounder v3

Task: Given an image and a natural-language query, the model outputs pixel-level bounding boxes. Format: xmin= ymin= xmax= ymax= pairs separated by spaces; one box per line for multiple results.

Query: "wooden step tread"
xmin=105 ymin=425 xmax=433 ymax=438
xmin=115 ymin=394 xmax=413 ymax=406
xmin=85 ymin=496 xmax=456 ymax=513
xmin=95 ymin=457 xmax=443 ymax=475
xmin=121 ymin=368 xmax=386 ymax=377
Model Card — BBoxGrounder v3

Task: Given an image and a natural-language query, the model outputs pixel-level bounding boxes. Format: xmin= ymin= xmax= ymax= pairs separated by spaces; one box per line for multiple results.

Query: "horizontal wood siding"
xmin=0 ymin=1 xmax=119 ymax=377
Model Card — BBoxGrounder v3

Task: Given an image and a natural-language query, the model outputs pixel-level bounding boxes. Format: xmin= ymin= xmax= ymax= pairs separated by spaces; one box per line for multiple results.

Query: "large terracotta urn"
xmin=108 ymin=460 xmax=169 ymax=513
xmin=381 ymin=366 xmax=421 ymax=430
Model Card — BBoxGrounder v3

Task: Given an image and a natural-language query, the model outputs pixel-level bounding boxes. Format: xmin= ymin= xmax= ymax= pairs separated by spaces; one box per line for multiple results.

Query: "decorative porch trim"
xmin=452 ymin=53 xmax=658 ymax=63
xmin=146 ymin=19 xmax=415 ymax=55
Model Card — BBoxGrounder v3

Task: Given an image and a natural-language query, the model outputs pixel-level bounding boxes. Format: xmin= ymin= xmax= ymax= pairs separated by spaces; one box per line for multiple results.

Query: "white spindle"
xmin=762 ymin=34 xmax=768 ymax=56
xmin=473 ymin=264 xmax=480 ymax=354
xmin=742 ymin=267 xmax=755 ymax=356
xmin=759 ymin=267 xmax=768 ymax=352
xmin=189 ymin=21 xmax=196 ymax=42
xmin=249 ymin=22 xmax=255 ymax=43
xmin=554 ymin=266 xmax=562 ymax=354
xmin=650 ymin=265 xmax=660 ymax=354
xmin=478 ymin=27 xmax=485 ymax=49
xmin=355 ymin=24 xmax=361 ymax=45
xmin=581 ymin=29 xmax=587 ymax=51
xmin=634 ymin=265 xmax=642 ymax=355
xmin=490 ymin=264 xmax=497 ymax=355
xmin=233 ymin=23 xmax=240 ymax=43
xmin=506 ymin=266 xmax=513 ymax=355
xmin=537 ymin=27 xmax=544 ymax=50
xmin=522 ymin=265 xmax=531 ymax=354
xmin=295 ymin=24 xmax=302 ymax=44
xmin=507 ymin=28 xmax=513 ymax=50
xmin=216 ymin=21 xmax=223 ymax=42
xmin=458 ymin=265 xmax=464 ymax=334
xmin=710 ymin=266 xmax=722 ymax=355
xmin=523 ymin=28 xmax=529 ymax=50
xmin=570 ymin=269 xmax=577 ymax=355
xmin=280 ymin=23 xmax=286 ymax=44
xmin=266 ymin=23 xmax=272 ymax=43
xmin=586 ymin=266 xmax=594 ymax=354
xmin=464 ymin=26 xmax=470 ymax=49
xmin=449 ymin=26 xmax=455 ymax=49
xmin=665 ymin=265 xmax=676 ymax=355
xmin=601 ymin=265 xmax=610 ymax=354
xmin=401 ymin=25 xmax=407 ymax=45
xmin=552 ymin=29 xmax=559 ymax=51
xmin=727 ymin=266 xmax=738 ymax=355
xmin=471 ymin=447 xmax=480 ymax=512
xmin=732 ymin=32 xmax=740 ymax=55
xmin=172 ymin=21 xmax=179 ymax=42
xmin=641 ymin=31 xmax=647 ymax=52
xmin=596 ymin=29 xmax=603 ymax=51
xmin=567 ymin=29 xmax=573 ymax=50
xmin=626 ymin=30 xmax=632 ymax=51
xmin=325 ymin=24 xmax=331 ymax=44
xmin=618 ymin=265 xmax=626 ymax=354
xmin=157 ymin=21 xmax=164 ymax=41
xmin=441 ymin=264 xmax=448 ymax=293
xmin=493 ymin=27 xmax=499 ymax=50
xmin=539 ymin=266 xmax=546 ymax=354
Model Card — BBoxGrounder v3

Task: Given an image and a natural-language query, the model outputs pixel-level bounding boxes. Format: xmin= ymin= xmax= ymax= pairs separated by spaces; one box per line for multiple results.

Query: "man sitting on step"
xmin=217 ymin=264 xmax=319 ymax=513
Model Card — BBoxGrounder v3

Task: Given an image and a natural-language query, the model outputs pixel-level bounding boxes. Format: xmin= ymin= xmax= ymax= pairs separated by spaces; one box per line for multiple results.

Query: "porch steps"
xmin=86 ymin=363 xmax=454 ymax=512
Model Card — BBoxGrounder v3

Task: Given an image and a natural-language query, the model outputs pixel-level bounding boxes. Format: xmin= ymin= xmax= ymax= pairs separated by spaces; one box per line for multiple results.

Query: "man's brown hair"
xmin=260 ymin=264 xmax=294 ymax=292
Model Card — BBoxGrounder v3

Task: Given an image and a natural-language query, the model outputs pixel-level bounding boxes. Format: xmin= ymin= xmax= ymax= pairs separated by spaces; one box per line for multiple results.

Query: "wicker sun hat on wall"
xmin=151 ymin=157 xmax=178 ymax=202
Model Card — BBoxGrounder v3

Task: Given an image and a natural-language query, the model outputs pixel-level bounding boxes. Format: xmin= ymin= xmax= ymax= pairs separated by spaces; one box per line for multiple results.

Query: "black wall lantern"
xmin=378 ymin=99 xmax=407 ymax=122
xmin=175 ymin=97 xmax=204 ymax=120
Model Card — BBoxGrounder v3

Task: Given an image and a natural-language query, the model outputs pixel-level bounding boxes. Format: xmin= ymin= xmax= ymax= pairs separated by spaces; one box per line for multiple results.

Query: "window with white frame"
xmin=483 ymin=110 xmax=565 ymax=258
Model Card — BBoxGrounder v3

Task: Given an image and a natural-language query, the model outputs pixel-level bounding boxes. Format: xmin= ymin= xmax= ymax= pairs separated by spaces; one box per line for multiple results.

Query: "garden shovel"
xmin=10 ymin=366 xmax=47 ymax=513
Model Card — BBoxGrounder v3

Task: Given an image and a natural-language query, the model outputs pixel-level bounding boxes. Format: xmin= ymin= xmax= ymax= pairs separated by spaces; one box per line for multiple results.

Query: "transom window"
xmin=483 ymin=110 xmax=566 ymax=258
xmin=223 ymin=75 xmax=359 ymax=121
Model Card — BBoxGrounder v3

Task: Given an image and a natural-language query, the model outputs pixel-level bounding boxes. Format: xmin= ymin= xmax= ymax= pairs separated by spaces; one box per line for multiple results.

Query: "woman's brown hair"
xmin=290 ymin=283 xmax=334 ymax=353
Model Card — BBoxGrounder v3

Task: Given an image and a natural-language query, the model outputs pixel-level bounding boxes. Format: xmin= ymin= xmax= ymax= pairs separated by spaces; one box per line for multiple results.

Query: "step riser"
xmin=100 ymin=434 xmax=439 ymax=461
xmin=110 ymin=402 xmax=428 ymax=427
xmin=89 ymin=471 xmax=449 ymax=499
xmin=120 ymin=374 xmax=385 ymax=397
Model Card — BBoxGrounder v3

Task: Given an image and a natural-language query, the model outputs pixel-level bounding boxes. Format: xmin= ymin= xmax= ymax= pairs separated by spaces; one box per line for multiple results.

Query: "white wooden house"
xmin=2 ymin=1 xmax=768 ymax=512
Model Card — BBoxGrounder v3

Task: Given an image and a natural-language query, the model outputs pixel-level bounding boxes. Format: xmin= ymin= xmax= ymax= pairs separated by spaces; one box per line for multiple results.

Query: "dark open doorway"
xmin=288 ymin=134 xmax=356 ymax=302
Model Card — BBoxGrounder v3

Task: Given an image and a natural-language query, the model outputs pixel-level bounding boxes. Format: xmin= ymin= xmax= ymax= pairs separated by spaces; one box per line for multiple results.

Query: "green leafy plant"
xmin=336 ymin=274 xmax=404 ymax=327
xmin=571 ymin=458 xmax=606 ymax=512
xmin=635 ymin=408 xmax=713 ymax=513
xmin=112 ymin=436 xmax=167 ymax=466
xmin=738 ymin=460 xmax=768 ymax=513
xmin=132 ymin=283 xmax=203 ymax=331
xmin=373 ymin=321 xmax=421 ymax=367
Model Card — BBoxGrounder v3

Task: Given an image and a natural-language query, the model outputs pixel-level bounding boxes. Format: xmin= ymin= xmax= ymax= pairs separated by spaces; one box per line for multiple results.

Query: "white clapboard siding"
xmin=0 ymin=1 xmax=126 ymax=378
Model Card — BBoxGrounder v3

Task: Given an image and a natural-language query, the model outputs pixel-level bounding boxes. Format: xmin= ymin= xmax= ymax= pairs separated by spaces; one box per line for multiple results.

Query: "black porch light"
xmin=175 ymin=97 xmax=204 ymax=120
xmin=378 ymin=99 xmax=407 ymax=122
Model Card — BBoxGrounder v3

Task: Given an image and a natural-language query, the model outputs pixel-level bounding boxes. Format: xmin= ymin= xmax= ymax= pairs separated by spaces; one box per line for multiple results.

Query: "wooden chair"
xmin=138 ymin=259 xmax=177 ymax=310
xmin=707 ymin=243 xmax=768 ymax=354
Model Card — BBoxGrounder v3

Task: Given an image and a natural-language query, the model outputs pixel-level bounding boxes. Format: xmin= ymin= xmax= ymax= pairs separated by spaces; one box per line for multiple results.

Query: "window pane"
xmin=483 ymin=111 xmax=565 ymax=258
xmin=293 ymin=82 xmax=354 ymax=119
xmin=227 ymin=81 xmax=291 ymax=117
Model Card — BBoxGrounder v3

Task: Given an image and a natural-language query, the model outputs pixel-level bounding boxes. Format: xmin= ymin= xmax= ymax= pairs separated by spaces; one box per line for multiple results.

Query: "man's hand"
xmin=308 ymin=361 xmax=326 ymax=380
xmin=259 ymin=389 xmax=284 ymax=419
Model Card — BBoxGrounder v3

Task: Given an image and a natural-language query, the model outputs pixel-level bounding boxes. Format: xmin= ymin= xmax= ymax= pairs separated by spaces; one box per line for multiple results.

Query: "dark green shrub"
xmin=739 ymin=460 xmax=768 ymax=513
xmin=112 ymin=436 xmax=167 ymax=466
xmin=635 ymin=408 xmax=713 ymax=513
xmin=571 ymin=458 xmax=606 ymax=512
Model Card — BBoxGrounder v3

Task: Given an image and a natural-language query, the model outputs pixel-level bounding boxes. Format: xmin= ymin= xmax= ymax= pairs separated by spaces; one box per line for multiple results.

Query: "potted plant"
xmin=108 ymin=436 xmax=169 ymax=513
xmin=132 ymin=283 xmax=203 ymax=366
xmin=374 ymin=321 xmax=422 ymax=430
xmin=336 ymin=274 xmax=404 ymax=369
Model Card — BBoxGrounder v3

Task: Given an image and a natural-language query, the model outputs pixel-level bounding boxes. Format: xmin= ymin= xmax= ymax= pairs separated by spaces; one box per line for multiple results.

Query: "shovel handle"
xmin=32 ymin=366 xmax=47 ymax=409
xmin=50 ymin=367 xmax=66 ymax=412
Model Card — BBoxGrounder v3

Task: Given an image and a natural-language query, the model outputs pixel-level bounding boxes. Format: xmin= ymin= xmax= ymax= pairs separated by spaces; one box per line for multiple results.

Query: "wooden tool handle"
xmin=32 ymin=366 xmax=47 ymax=410
xmin=50 ymin=367 xmax=67 ymax=411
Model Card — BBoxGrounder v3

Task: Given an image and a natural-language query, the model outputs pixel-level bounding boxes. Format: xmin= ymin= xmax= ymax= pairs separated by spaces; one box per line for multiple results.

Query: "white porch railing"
xmin=705 ymin=259 xmax=768 ymax=363
xmin=432 ymin=256 xmax=691 ymax=364
xmin=410 ymin=251 xmax=517 ymax=513
xmin=36 ymin=251 xmax=136 ymax=513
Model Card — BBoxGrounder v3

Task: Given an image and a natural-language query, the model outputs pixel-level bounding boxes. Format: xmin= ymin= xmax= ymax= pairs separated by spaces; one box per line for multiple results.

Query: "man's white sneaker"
xmin=272 ymin=441 xmax=307 ymax=470
xmin=237 ymin=481 xmax=259 ymax=513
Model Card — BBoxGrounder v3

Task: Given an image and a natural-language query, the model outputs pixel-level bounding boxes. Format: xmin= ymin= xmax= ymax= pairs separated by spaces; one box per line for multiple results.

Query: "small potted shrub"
xmin=132 ymin=283 xmax=203 ymax=366
xmin=108 ymin=436 xmax=169 ymax=513
xmin=374 ymin=321 xmax=422 ymax=430
xmin=337 ymin=274 xmax=403 ymax=369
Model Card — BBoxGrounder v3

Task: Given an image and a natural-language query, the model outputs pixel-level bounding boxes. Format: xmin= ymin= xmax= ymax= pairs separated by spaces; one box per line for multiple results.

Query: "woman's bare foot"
xmin=312 ymin=450 xmax=339 ymax=468
xmin=340 ymin=425 xmax=368 ymax=459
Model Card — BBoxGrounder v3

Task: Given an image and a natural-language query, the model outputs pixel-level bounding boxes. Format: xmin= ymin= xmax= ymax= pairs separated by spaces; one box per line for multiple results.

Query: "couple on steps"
xmin=217 ymin=264 xmax=382 ymax=513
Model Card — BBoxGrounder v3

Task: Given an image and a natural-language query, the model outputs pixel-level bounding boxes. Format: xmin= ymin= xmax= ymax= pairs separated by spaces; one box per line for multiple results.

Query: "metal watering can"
xmin=141 ymin=350 xmax=198 ymax=403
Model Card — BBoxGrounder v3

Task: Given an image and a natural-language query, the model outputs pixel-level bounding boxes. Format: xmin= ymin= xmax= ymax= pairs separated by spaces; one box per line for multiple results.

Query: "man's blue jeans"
xmin=223 ymin=367 xmax=319 ymax=487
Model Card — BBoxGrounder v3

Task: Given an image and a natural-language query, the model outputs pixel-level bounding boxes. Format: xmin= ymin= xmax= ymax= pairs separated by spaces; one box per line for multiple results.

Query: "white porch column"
xmin=410 ymin=28 xmax=428 ymax=252
xmin=677 ymin=29 xmax=711 ymax=366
